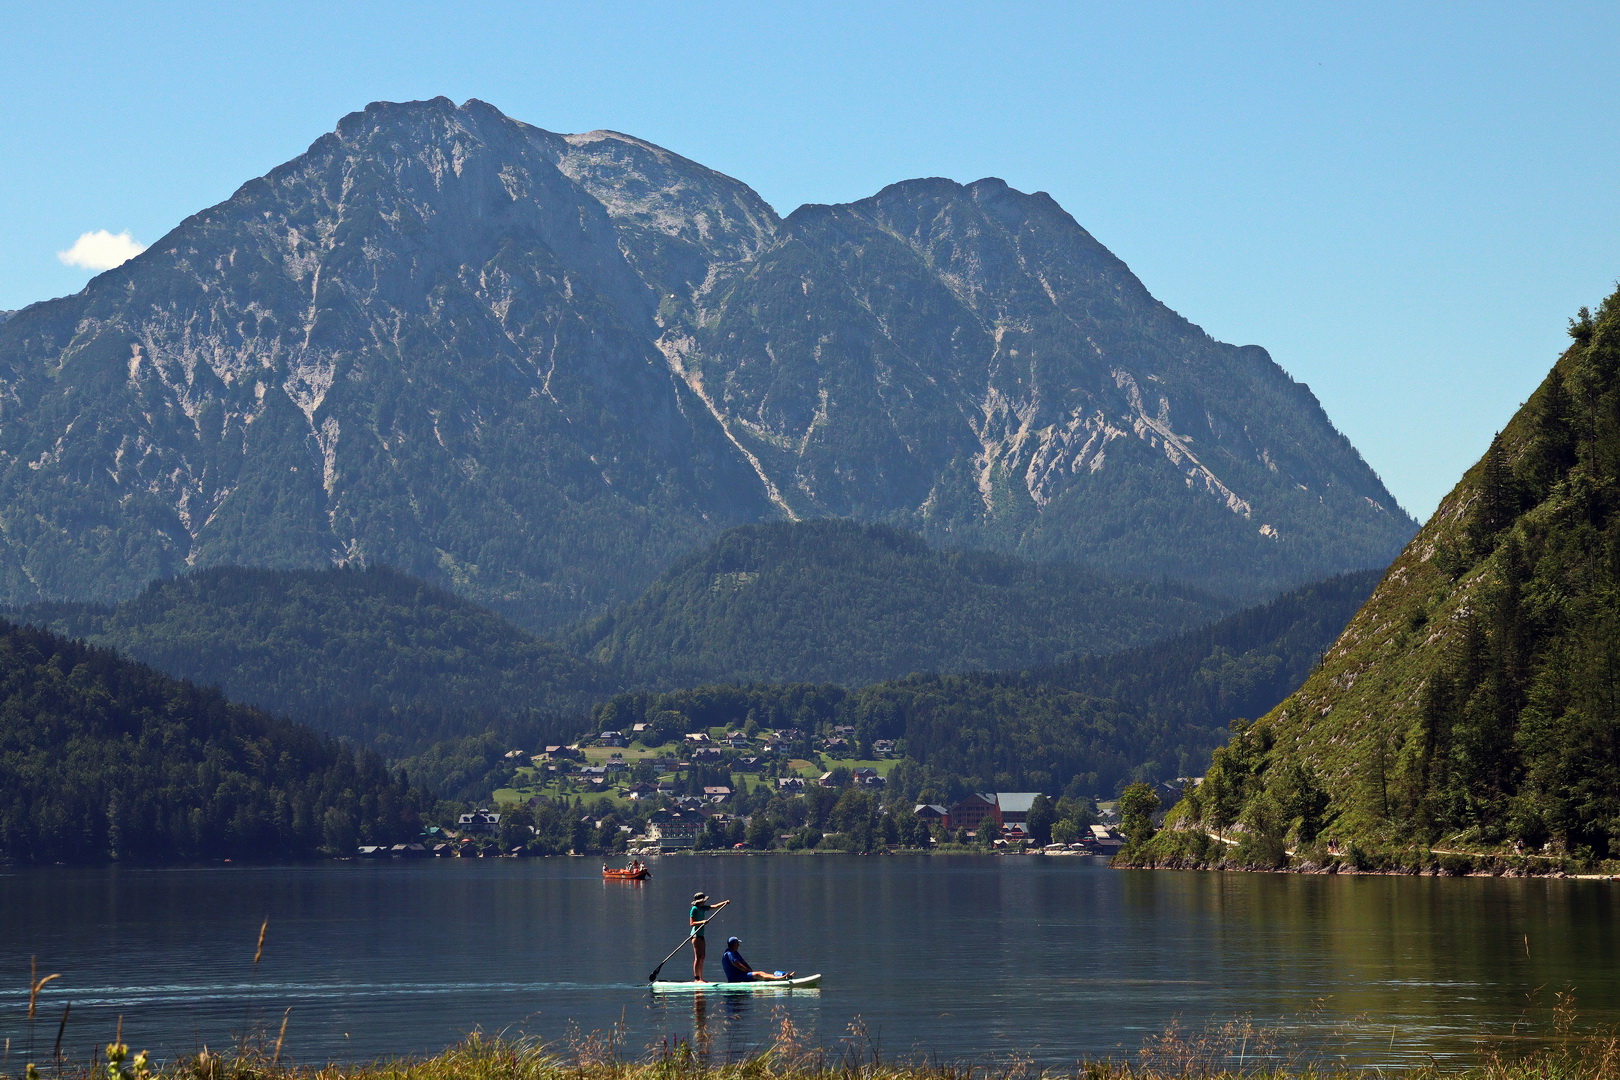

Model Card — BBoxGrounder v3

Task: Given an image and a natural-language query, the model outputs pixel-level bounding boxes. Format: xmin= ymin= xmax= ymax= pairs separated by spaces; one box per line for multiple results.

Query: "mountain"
xmin=677 ymin=177 xmax=1412 ymax=597
xmin=570 ymin=519 xmax=1228 ymax=685
xmin=14 ymin=565 xmax=616 ymax=757
xmin=589 ymin=566 xmax=1375 ymax=797
xmin=0 ymin=100 xmax=776 ymax=630
xmin=0 ymin=98 xmax=1412 ymax=628
xmin=1135 ymin=288 xmax=1620 ymax=869
xmin=0 ymin=618 xmax=427 ymax=863
xmin=1008 ymin=567 xmax=1381 ymax=733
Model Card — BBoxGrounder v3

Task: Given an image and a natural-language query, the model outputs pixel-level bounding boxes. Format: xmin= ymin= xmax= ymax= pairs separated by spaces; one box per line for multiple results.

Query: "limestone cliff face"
xmin=0 ymin=98 xmax=774 ymax=627
xmin=682 ymin=177 xmax=1408 ymax=591
xmin=0 ymin=98 xmax=1412 ymax=627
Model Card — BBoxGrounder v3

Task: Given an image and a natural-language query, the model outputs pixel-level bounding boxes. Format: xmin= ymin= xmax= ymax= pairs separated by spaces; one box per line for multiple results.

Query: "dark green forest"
xmin=14 ymin=565 xmax=618 ymax=758
xmin=570 ymin=520 xmax=1229 ymax=685
xmin=1007 ymin=569 xmax=1381 ymax=734
xmin=0 ymin=618 xmax=428 ymax=863
xmin=3 ymin=541 xmax=1376 ymax=810
xmin=586 ymin=568 xmax=1372 ymax=797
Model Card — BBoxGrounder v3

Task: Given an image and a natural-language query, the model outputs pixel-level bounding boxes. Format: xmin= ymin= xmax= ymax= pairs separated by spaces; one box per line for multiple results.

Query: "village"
xmin=355 ymin=722 xmax=1141 ymax=859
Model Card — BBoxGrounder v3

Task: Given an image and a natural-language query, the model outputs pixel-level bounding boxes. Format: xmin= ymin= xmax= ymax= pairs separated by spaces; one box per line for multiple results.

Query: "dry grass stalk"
xmin=55 ymin=1002 xmax=73 ymax=1063
xmin=273 ymin=1010 xmax=292 ymax=1067
xmin=28 ymin=957 xmax=61 ymax=1020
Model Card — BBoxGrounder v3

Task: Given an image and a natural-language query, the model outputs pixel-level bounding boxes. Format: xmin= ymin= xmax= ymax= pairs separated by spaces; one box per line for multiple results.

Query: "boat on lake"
xmin=650 ymin=974 xmax=821 ymax=992
xmin=603 ymin=863 xmax=650 ymax=880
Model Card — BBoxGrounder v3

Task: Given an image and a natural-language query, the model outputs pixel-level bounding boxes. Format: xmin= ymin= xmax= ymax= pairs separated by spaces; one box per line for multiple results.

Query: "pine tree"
xmin=1522 ymin=373 xmax=1578 ymax=497
xmin=1469 ymin=437 xmax=1517 ymax=555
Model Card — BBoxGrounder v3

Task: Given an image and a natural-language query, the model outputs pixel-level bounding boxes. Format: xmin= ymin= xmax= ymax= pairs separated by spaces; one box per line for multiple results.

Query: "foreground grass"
xmin=14 ymin=1024 xmax=1620 ymax=1080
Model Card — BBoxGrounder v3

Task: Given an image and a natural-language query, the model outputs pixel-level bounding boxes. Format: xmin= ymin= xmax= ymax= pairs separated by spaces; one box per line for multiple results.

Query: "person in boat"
xmin=689 ymin=891 xmax=730 ymax=980
xmin=720 ymin=936 xmax=793 ymax=982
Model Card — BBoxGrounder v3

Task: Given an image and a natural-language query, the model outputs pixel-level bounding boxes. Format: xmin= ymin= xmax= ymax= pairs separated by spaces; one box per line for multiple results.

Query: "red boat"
xmin=603 ymin=863 xmax=650 ymax=880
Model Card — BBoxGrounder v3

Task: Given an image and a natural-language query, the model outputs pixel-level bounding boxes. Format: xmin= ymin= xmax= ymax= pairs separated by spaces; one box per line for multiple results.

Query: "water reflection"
xmin=0 ymin=859 xmax=1615 ymax=1068
xmin=635 ymin=990 xmax=802 ymax=1063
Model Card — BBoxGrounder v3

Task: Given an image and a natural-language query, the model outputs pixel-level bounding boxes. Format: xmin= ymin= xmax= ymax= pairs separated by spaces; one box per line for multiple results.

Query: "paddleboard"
xmin=649 ymin=974 xmax=821 ymax=992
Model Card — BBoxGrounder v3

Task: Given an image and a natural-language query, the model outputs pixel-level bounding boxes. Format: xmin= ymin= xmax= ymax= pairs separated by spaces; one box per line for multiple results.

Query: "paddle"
xmin=648 ymin=900 xmax=729 ymax=982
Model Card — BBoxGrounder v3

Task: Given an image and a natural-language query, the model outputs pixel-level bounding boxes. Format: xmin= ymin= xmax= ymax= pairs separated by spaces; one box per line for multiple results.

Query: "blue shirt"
xmin=720 ymin=947 xmax=749 ymax=982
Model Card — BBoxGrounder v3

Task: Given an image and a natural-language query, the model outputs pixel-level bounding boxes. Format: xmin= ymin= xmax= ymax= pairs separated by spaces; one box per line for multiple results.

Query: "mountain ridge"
xmin=570 ymin=519 xmax=1229 ymax=685
xmin=12 ymin=564 xmax=617 ymax=757
xmin=0 ymin=97 xmax=1412 ymax=624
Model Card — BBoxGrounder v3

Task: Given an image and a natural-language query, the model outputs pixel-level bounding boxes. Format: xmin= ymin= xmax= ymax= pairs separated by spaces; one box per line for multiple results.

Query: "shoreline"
xmin=0 ymin=847 xmax=1113 ymax=870
xmin=26 ymin=1028 xmax=1620 ymax=1080
xmin=1113 ymin=827 xmax=1620 ymax=879
xmin=1112 ymin=859 xmax=1608 ymax=879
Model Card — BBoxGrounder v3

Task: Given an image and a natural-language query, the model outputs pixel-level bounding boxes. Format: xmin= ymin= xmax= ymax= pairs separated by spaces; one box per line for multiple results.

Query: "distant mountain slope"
xmin=588 ymin=566 xmax=1375 ymax=795
xmin=571 ymin=520 xmax=1229 ymax=685
xmin=680 ymin=178 xmax=1414 ymax=596
xmin=0 ymin=618 xmax=426 ymax=863
xmin=1017 ymin=568 xmax=1382 ymax=731
xmin=1138 ymin=287 xmax=1620 ymax=868
xmin=16 ymin=565 xmax=616 ymax=756
xmin=0 ymin=101 xmax=775 ymax=630
xmin=0 ymin=98 xmax=1410 ymax=626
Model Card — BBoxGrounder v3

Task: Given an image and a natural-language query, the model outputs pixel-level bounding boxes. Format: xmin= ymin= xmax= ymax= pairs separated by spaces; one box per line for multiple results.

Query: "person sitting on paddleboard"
xmin=720 ymin=936 xmax=794 ymax=982
xmin=689 ymin=892 xmax=730 ymax=979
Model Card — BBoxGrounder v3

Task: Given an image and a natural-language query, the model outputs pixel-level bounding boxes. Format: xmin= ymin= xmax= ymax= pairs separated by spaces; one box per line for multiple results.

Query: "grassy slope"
xmin=1256 ymin=381 xmax=1557 ymax=840
xmin=1133 ymin=287 xmax=1620 ymax=866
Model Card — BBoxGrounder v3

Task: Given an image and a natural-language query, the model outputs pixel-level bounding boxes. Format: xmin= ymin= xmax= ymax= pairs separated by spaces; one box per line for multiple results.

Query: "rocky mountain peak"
xmin=0 ymin=100 xmax=1413 ymax=625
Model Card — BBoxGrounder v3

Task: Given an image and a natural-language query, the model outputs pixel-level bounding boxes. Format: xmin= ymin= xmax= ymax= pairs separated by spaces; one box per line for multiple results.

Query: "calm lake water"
xmin=2 ymin=855 xmax=1617 ymax=1069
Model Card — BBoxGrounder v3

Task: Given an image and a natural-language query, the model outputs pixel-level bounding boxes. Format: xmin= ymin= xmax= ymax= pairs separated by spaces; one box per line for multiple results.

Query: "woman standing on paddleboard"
xmin=688 ymin=891 xmax=729 ymax=980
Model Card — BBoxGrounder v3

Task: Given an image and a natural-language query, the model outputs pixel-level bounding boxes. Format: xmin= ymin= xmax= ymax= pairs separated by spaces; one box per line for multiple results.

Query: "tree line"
xmin=0 ymin=619 xmax=430 ymax=863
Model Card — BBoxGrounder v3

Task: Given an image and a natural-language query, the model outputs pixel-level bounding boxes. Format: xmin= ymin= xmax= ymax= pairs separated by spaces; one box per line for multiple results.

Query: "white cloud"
xmin=57 ymin=230 xmax=146 ymax=271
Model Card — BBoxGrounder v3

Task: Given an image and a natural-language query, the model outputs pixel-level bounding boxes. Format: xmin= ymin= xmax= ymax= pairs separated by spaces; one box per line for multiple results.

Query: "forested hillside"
xmin=4 ymin=543 xmax=1371 ymax=806
xmin=0 ymin=619 xmax=427 ymax=863
xmin=572 ymin=520 xmax=1227 ymax=685
xmin=16 ymin=565 xmax=616 ymax=757
xmin=587 ymin=568 xmax=1374 ymax=798
xmin=1133 ymin=287 xmax=1620 ymax=869
xmin=1013 ymin=569 xmax=1381 ymax=732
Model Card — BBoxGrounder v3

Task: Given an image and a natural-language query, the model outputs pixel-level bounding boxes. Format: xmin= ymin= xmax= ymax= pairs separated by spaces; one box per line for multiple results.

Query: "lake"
xmin=1 ymin=855 xmax=1617 ymax=1070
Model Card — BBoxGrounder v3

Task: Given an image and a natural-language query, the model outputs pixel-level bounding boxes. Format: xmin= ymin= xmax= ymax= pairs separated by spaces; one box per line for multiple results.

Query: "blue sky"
xmin=2 ymin=2 xmax=1617 ymax=520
